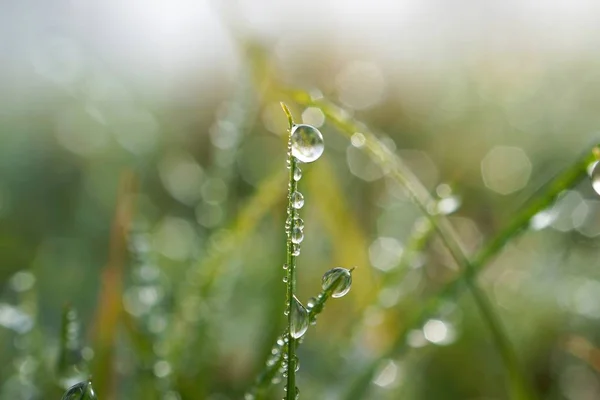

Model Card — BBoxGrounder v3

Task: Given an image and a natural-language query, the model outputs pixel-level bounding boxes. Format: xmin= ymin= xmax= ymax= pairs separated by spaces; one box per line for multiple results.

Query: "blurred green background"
xmin=1 ymin=1 xmax=600 ymax=399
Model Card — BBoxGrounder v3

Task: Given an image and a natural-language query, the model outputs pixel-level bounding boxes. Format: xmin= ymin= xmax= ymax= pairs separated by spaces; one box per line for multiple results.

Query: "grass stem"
xmin=281 ymin=102 xmax=299 ymax=400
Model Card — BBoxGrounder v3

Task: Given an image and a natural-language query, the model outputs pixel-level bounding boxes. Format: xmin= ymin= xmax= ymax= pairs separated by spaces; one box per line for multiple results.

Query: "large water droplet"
xmin=291 ymin=227 xmax=304 ymax=244
xmin=291 ymin=192 xmax=304 ymax=209
xmin=291 ymin=124 xmax=324 ymax=163
xmin=592 ymin=161 xmax=600 ymax=195
xmin=322 ymin=267 xmax=353 ymax=298
xmin=290 ymin=296 xmax=309 ymax=339
xmin=61 ymin=381 xmax=98 ymax=400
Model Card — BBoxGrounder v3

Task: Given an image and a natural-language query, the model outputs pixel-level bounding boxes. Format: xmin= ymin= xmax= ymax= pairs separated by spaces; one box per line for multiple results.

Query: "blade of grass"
xmin=335 ymin=144 xmax=599 ymax=399
xmin=281 ymin=102 xmax=299 ymax=400
xmin=306 ymin=158 xmax=374 ymax=307
xmin=287 ymin=90 xmax=579 ymax=399
xmin=90 ymin=171 xmax=137 ymax=400
xmin=166 ymin=169 xmax=287 ymax=366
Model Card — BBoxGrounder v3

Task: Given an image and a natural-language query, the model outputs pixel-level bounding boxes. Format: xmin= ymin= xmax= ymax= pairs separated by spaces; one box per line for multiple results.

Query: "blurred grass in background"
xmin=2 ymin=1 xmax=600 ymax=399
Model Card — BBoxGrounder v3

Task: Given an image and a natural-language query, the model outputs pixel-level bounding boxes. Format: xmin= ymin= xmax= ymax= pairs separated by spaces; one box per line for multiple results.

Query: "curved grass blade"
xmin=287 ymin=90 xmax=540 ymax=399
xmin=306 ymin=158 xmax=373 ymax=305
xmin=338 ymin=145 xmax=600 ymax=399
xmin=166 ymin=169 xmax=287 ymax=364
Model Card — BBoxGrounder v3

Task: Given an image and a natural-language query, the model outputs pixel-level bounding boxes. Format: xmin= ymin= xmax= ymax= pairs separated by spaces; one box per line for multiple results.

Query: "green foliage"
xmin=2 ymin=31 xmax=600 ymax=400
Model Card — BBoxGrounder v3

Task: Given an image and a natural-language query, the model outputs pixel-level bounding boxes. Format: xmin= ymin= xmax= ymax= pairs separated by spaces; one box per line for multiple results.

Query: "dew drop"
xmin=592 ymin=161 xmax=600 ymax=196
xmin=291 ymin=192 xmax=304 ymax=209
xmin=294 ymin=217 xmax=304 ymax=230
xmin=292 ymin=244 xmax=301 ymax=256
xmin=322 ymin=267 xmax=353 ymax=298
xmin=283 ymin=263 xmax=288 ymax=270
xmin=61 ymin=381 xmax=98 ymax=400
xmin=291 ymin=227 xmax=304 ymax=244
xmin=307 ymin=297 xmax=317 ymax=309
xmin=283 ymin=276 xmax=288 ymax=283
xmin=290 ymin=296 xmax=309 ymax=339
xmin=290 ymin=124 xmax=324 ymax=163
xmin=293 ymin=166 xmax=302 ymax=181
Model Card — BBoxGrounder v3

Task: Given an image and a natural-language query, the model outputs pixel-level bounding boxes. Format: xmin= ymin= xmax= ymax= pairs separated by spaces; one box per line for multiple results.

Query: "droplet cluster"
xmin=280 ymin=116 xmax=325 ymax=400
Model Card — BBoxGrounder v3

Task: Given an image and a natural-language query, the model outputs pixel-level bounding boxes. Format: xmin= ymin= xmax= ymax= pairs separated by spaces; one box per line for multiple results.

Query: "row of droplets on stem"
xmin=245 ymin=103 xmax=355 ymax=400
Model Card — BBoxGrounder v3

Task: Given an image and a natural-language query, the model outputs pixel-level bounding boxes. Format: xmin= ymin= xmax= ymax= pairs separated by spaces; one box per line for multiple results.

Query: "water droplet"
xmin=271 ymin=376 xmax=281 ymax=384
xmin=283 ymin=276 xmax=289 ymax=283
xmin=436 ymin=196 xmax=461 ymax=215
xmin=290 ymin=296 xmax=309 ymax=339
xmin=244 ymin=393 xmax=255 ymax=400
xmin=291 ymin=227 xmax=304 ymax=244
xmin=61 ymin=381 xmax=98 ymax=400
xmin=322 ymin=267 xmax=353 ymax=298
xmin=293 ymin=166 xmax=302 ymax=181
xmin=291 ymin=124 xmax=324 ymax=163
xmin=291 ymin=192 xmax=304 ymax=209
xmin=307 ymin=297 xmax=317 ymax=309
xmin=294 ymin=355 xmax=300 ymax=372
xmin=592 ymin=162 xmax=600 ymax=196
xmin=292 ymin=244 xmax=301 ymax=256
xmin=294 ymin=217 xmax=304 ymax=230
xmin=283 ymin=263 xmax=288 ymax=270
xmin=422 ymin=319 xmax=456 ymax=345
xmin=351 ymin=132 xmax=366 ymax=148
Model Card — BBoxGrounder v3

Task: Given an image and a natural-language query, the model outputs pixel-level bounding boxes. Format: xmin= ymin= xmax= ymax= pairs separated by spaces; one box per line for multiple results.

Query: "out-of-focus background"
xmin=2 ymin=1 xmax=600 ymax=399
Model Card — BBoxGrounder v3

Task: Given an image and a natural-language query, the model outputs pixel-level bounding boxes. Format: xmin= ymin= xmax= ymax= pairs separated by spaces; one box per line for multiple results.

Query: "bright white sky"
xmin=2 ymin=0 xmax=600 ymax=108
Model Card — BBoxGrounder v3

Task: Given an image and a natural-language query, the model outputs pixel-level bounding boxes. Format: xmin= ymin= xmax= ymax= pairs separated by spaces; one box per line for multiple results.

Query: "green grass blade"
xmin=286 ymin=90 xmax=566 ymax=399
xmin=339 ymin=145 xmax=598 ymax=399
